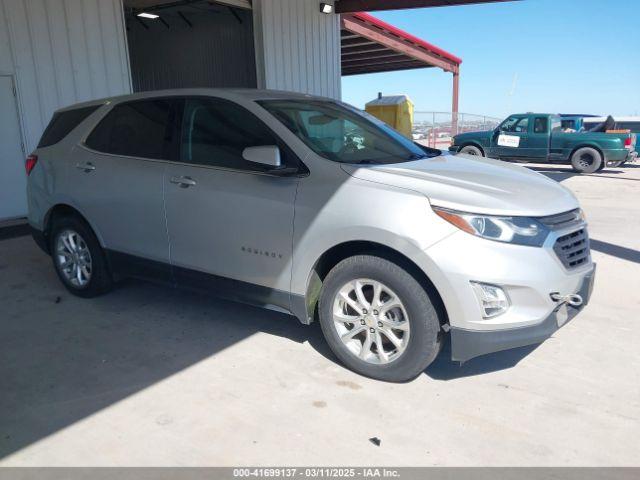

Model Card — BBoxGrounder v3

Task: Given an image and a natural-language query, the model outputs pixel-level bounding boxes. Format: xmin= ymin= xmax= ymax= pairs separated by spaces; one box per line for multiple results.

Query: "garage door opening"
xmin=123 ymin=0 xmax=257 ymax=92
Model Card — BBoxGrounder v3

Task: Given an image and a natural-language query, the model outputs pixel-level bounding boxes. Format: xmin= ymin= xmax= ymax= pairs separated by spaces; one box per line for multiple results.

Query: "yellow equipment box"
xmin=365 ymin=94 xmax=414 ymax=139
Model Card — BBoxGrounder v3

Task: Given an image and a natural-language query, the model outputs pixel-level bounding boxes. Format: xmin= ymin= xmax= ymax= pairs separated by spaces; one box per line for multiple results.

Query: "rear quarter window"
xmin=85 ymin=99 xmax=174 ymax=160
xmin=38 ymin=105 xmax=102 ymax=148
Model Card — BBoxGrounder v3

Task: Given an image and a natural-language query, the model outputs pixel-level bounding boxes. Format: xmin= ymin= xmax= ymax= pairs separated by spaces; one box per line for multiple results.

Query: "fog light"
xmin=470 ymin=282 xmax=510 ymax=318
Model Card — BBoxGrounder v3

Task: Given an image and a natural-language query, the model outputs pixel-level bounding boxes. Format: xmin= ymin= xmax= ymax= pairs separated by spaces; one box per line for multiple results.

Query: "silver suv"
xmin=26 ymin=89 xmax=595 ymax=382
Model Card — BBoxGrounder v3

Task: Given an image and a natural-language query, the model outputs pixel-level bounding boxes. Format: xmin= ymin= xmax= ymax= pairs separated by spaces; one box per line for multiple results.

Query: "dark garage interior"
xmin=123 ymin=1 xmax=257 ymax=92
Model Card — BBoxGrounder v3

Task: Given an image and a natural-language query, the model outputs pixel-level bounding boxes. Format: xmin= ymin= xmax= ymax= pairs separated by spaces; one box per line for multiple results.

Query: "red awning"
xmin=341 ymin=12 xmax=461 ymax=76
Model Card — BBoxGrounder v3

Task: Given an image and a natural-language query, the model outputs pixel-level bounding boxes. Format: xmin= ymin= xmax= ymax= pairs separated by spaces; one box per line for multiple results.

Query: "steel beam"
xmin=336 ymin=0 xmax=516 ymax=13
xmin=341 ymin=14 xmax=458 ymax=73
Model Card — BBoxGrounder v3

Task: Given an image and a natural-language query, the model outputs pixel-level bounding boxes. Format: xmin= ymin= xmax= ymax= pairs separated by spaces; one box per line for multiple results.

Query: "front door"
xmin=492 ymin=115 xmax=530 ymax=160
xmin=0 ymin=76 xmax=27 ymax=220
xmin=164 ymin=97 xmax=299 ymax=311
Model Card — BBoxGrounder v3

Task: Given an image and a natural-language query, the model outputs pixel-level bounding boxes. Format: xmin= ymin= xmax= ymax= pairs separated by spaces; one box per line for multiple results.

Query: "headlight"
xmin=433 ymin=206 xmax=550 ymax=247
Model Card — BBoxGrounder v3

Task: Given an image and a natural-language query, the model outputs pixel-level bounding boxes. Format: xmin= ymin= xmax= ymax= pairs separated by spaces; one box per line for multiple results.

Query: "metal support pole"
xmin=432 ymin=112 xmax=436 ymax=148
xmin=452 ymin=72 xmax=460 ymax=135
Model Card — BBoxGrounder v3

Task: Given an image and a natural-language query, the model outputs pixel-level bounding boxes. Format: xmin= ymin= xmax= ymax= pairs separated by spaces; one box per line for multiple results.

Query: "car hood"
xmin=340 ymin=152 xmax=579 ymax=217
xmin=454 ymin=130 xmax=491 ymax=143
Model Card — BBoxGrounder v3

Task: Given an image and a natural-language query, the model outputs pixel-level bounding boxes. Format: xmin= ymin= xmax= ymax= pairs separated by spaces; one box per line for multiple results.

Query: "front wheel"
xmin=571 ymin=147 xmax=602 ymax=173
xmin=459 ymin=145 xmax=484 ymax=157
xmin=318 ymin=255 xmax=443 ymax=382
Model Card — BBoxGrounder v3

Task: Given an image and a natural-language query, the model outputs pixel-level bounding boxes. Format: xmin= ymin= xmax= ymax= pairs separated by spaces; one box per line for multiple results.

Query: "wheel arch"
xmin=42 ymin=204 xmax=104 ymax=253
xmin=301 ymin=240 xmax=449 ymax=328
xmin=459 ymin=142 xmax=486 ymax=156
xmin=569 ymin=143 xmax=605 ymax=162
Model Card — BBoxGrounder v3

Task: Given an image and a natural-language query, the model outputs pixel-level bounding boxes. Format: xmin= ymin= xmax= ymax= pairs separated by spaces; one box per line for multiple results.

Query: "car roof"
xmin=55 ymin=88 xmax=334 ymax=113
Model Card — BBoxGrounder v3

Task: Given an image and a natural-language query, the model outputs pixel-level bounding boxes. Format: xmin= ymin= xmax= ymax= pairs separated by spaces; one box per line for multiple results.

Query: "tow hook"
xmin=550 ymin=292 xmax=583 ymax=307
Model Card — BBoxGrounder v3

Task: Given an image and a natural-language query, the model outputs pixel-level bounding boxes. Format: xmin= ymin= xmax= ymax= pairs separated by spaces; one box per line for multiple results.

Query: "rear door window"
xmin=38 ymin=105 xmax=102 ymax=147
xmin=534 ymin=117 xmax=548 ymax=133
xmin=85 ymin=99 xmax=176 ymax=160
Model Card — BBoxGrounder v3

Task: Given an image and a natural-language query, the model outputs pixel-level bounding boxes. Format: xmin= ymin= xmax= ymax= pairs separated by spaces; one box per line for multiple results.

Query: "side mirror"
xmin=242 ymin=146 xmax=281 ymax=168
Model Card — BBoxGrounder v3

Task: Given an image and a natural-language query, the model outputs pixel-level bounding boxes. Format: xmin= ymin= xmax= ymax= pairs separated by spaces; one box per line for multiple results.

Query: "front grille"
xmin=539 ymin=209 xmax=583 ymax=230
xmin=553 ymin=228 xmax=590 ymax=269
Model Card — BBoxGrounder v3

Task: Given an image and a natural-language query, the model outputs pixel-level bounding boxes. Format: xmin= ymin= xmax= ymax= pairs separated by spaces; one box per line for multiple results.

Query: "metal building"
xmin=0 ymin=0 xmax=505 ymax=222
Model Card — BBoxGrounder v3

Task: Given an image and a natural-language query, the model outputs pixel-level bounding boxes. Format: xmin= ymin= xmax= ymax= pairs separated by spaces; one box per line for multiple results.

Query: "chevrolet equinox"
xmin=26 ymin=89 xmax=596 ymax=382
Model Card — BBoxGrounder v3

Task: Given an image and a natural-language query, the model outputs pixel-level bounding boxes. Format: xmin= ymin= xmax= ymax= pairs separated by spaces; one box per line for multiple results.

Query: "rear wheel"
xmin=318 ymin=255 xmax=442 ymax=382
xmin=459 ymin=145 xmax=484 ymax=157
xmin=571 ymin=147 xmax=602 ymax=173
xmin=50 ymin=216 xmax=113 ymax=298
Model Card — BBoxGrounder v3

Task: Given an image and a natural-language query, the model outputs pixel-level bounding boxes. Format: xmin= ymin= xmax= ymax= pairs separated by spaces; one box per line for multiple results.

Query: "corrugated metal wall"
xmin=126 ymin=6 xmax=257 ymax=92
xmin=0 ymin=0 xmax=131 ymax=220
xmin=253 ymin=0 xmax=341 ymax=99
xmin=0 ymin=0 xmax=132 ymax=154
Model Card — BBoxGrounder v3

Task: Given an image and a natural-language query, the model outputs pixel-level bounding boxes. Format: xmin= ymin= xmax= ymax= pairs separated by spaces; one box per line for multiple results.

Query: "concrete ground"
xmin=1 ymin=163 xmax=639 ymax=466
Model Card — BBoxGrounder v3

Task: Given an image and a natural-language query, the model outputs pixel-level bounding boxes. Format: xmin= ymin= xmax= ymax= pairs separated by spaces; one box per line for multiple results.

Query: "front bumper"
xmin=450 ymin=266 xmax=595 ymax=361
xmin=448 ymin=146 xmax=460 ymax=153
xmin=418 ymin=224 xmax=595 ymax=362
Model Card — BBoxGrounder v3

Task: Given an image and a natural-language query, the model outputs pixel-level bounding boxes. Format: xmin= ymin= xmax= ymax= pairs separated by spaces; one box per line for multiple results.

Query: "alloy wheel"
xmin=332 ymin=278 xmax=410 ymax=364
xmin=55 ymin=229 xmax=93 ymax=287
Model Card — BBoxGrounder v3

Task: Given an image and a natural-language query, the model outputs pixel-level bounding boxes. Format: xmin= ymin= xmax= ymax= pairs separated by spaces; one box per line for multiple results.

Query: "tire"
xmin=571 ymin=147 xmax=602 ymax=173
xmin=318 ymin=255 xmax=442 ymax=382
xmin=459 ymin=145 xmax=484 ymax=157
xmin=50 ymin=215 xmax=113 ymax=298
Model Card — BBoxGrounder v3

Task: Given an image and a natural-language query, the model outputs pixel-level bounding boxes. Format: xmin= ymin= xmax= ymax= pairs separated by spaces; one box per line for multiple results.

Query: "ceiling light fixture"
xmin=137 ymin=12 xmax=159 ymax=19
xmin=319 ymin=3 xmax=333 ymax=14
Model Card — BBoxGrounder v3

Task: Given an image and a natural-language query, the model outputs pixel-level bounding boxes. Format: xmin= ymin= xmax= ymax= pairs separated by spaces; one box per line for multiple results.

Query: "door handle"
xmin=75 ymin=162 xmax=96 ymax=172
xmin=170 ymin=176 xmax=197 ymax=188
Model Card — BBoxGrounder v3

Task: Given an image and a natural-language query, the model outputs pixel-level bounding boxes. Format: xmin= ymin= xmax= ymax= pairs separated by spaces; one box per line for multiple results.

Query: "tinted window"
xmin=500 ymin=116 xmax=528 ymax=133
xmin=259 ymin=100 xmax=435 ymax=164
xmin=38 ymin=105 xmax=101 ymax=147
xmin=560 ymin=119 xmax=575 ymax=130
xmin=534 ymin=117 xmax=549 ymax=133
xmin=86 ymin=99 xmax=174 ymax=159
xmin=180 ymin=98 xmax=286 ymax=171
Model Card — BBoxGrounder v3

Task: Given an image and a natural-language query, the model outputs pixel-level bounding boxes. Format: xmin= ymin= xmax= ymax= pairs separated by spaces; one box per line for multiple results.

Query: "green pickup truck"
xmin=449 ymin=113 xmax=637 ymax=173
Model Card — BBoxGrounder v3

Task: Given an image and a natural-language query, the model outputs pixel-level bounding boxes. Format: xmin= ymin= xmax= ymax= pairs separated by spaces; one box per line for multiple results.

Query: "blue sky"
xmin=341 ymin=0 xmax=640 ymax=119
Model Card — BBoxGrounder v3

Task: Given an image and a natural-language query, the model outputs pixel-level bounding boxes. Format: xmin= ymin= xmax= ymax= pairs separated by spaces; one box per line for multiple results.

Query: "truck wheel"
xmin=318 ymin=255 xmax=443 ymax=382
xmin=571 ymin=147 xmax=602 ymax=173
xmin=460 ymin=145 xmax=484 ymax=157
xmin=50 ymin=216 xmax=113 ymax=298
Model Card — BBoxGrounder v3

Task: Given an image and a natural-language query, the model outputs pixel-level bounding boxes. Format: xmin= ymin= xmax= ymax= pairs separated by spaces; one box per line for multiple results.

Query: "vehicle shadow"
xmin=527 ymin=164 xmax=639 ymax=183
xmin=0 ymin=237 xmax=320 ymax=459
xmin=1 ymin=236 xmax=542 ymax=459
xmin=306 ymin=323 xmax=539 ymax=382
xmin=424 ymin=337 xmax=538 ymax=381
xmin=590 ymin=239 xmax=640 ymax=264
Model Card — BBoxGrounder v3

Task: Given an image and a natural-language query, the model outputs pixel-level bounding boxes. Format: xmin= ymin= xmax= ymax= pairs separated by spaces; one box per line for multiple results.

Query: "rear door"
xmin=164 ymin=97 xmax=299 ymax=309
xmin=526 ymin=116 xmax=552 ymax=159
xmin=68 ymin=98 xmax=177 ymax=279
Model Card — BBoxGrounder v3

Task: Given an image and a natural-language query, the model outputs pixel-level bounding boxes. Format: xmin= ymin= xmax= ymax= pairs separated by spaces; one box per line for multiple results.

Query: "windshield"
xmin=258 ymin=99 xmax=437 ymax=164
